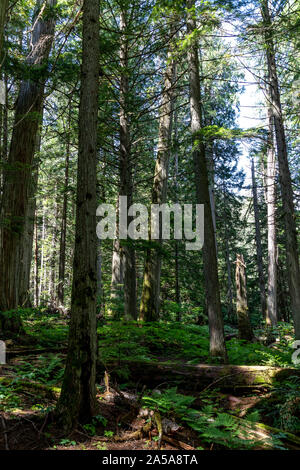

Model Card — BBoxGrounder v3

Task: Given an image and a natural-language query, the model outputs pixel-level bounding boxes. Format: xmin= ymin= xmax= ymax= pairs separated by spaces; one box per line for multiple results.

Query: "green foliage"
xmin=99 ymin=321 xmax=297 ymax=367
xmin=99 ymin=321 xmax=152 ymax=364
xmin=246 ymin=376 xmax=300 ymax=434
xmin=99 ymin=321 xmax=210 ymax=364
xmin=59 ymin=439 xmax=77 ymax=447
xmin=14 ymin=354 xmax=65 ymax=385
xmin=93 ymin=414 xmax=108 ymax=427
xmin=83 ymin=414 xmax=108 ymax=436
xmin=184 ymin=410 xmax=248 ymax=449
xmin=0 ymin=383 xmax=21 ymax=411
xmin=275 ymin=377 xmax=300 ymax=433
xmin=196 ymin=125 xmax=263 ymax=142
xmin=227 ymin=326 xmax=299 ymax=367
xmin=82 ymin=423 xmax=97 ymax=436
xmin=142 ymin=387 xmax=196 ymax=414
xmin=142 ymin=388 xmax=267 ymax=449
xmin=19 ymin=307 xmax=68 ymax=346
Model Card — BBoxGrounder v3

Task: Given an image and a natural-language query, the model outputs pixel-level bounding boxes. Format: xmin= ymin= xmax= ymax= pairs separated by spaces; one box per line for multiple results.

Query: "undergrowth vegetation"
xmin=141 ymin=388 xmax=286 ymax=449
xmin=1 ymin=309 xmax=298 ymax=450
xmin=99 ymin=320 xmax=298 ymax=367
xmin=13 ymin=308 xmax=298 ymax=367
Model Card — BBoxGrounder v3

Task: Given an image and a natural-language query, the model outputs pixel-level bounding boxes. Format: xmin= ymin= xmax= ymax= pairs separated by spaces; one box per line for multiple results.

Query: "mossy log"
xmin=99 ymin=359 xmax=300 ymax=390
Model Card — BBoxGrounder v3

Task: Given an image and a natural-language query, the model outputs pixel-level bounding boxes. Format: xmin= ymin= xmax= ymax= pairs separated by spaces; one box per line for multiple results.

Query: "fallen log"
xmin=6 ymin=347 xmax=67 ymax=358
xmin=99 ymin=359 xmax=300 ymax=390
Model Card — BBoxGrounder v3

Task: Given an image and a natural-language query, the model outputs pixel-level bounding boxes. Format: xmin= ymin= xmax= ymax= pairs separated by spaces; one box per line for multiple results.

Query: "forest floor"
xmin=0 ymin=308 xmax=300 ymax=450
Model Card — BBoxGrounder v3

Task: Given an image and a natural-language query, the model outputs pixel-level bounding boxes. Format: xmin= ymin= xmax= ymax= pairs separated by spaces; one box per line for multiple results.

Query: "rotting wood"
xmin=99 ymin=360 xmax=300 ymax=389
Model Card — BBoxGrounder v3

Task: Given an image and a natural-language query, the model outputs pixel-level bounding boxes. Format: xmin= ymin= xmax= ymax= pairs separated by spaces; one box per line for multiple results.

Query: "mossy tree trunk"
xmin=55 ymin=0 xmax=100 ymax=430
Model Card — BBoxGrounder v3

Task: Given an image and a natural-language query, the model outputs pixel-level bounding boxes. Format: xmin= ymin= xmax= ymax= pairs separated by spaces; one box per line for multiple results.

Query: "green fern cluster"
xmin=15 ymin=354 xmax=65 ymax=385
xmin=142 ymin=388 xmax=271 ymax=449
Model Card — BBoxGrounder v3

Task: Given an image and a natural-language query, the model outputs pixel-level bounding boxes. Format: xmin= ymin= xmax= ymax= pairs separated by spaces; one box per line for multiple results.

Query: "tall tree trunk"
xmin=0 ymin=103 xmax=2 ymax=194
xmin=49 ymin=188 xmax=59 ymax=306
xmin=57 ymin=99 xmax=71 ymax=306
xmin=39 ymin=205 xmax=46 ymax=302
xmin=0 ymin=0 xmax=9 ymax=60
xmin=207 ymin=143 xmax=217 ymax=255
xmin=97 ymin=238 xmax=102 ymax=305
xmin=140 ymin=27 xmax=175 ymax=322
xmin=119 ymin=8 xmax=137 ymax=320
xmin=261 ymin=0 xmax=300 ymax=339
xmin=173 ymin=103 xmax=181 ymax=319
xmin=109 ymin=191 xmax=124 ymax=318
xmin=186 ymin=0 xmax=227 ymax=360
xmin=277 ymin=247 xmax=289 ymax=322
xmin=55 ymin=0 xmax=100 ymax=430
xmin=1 ymin=74 xmax=8 ymax=161
xmin=96 ymin=150 xmax=106 ymax=315
xmin=18 ymin=165 xmax=38 ymax=307
xmin=18 ymin=126 xmax=42 ymax=308
xmin=0 ymin=0 xmax=56 ymax=326
xmin=265 ymin=104 xmax=277 ymax=326
xmin=223 ymin=189 xmax=234 ymax=322
xmin=110 ymin=236 xmax=124 ymax=318
xmin=225 ymin=234 xmax=234 ymax=321
xmin=0 ymin=75 xmax=8 ymax=201
xmin=203 ymin=76 xmax=217 ymax=256
xmin=251 ymin=158 xmax=267 ymax=320
xmin=34 ymin=212 xmax=39 ymax=307
xmin=235 ymin=254 xmax=254 ymax=341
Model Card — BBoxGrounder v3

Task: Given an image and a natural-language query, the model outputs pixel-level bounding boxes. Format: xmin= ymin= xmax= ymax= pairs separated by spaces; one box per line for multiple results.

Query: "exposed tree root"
xmin=113 ymin=420 xmax=152 ymax=442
